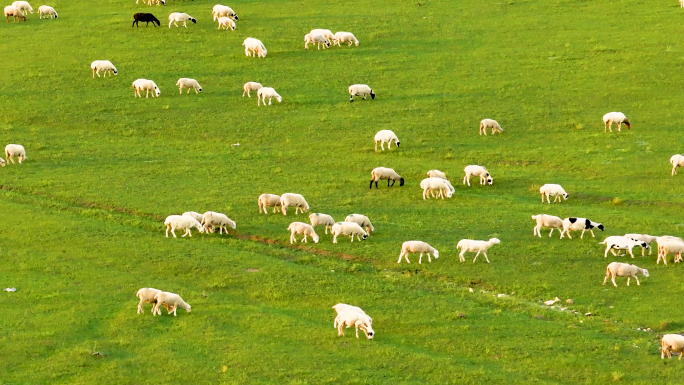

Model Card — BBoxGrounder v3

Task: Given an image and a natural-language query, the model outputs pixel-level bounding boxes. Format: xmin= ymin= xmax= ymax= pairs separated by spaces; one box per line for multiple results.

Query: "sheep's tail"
xmin=598 ymin=240 xmax=606 ymax=245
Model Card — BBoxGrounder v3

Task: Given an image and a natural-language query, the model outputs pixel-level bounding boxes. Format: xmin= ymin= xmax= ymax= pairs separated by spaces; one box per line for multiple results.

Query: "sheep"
xmin=257 ymin=87 xmax=282 ymax=106
xmin=4 ymin=6 xmax=25 ymax=22
xmin=531 ymin=214 xmax=564 ymax=238
xmin=136 ymin=288 xmax=170 ymax=314
xmin=349 ymin=84 xmax=375 ymax=102
xmin=176 ymin=78 xmax=202 ymax=94
xmin=345 ymin=214 xmax=374 ymax=234
xmin=398 ymin=240 xmax=439 ymax=264
xmin=4 ymin=144 xmax=27 ymax=164
xmin=333 ymin=31 xmax=359 ymax=46
xmin=132 ymin=13 xmax=160 ymax=27
xmin=463 ymin=165 xmax=493 ymax=186
xmin=142 ymin=0 xmax=166 ymax=5
xmin=258 ymin=193 xmax=281 ymax=214
xmin=671 ymin=154 xmax=684 ymax=176
xmin=242 ymin=82 xmax=263 ymax=97
xmin=599 ymin=236 xmax=649 ymax=259
xmin=602 ymin=262 xmax=649 ymax=287
xmin=243 ymin=37 xmax=267 ymax=57
xmin=11 ymin=1 xmax=32 ymax=15
xmin=304 ymin=33 xmax=330 ymax=50
xmin=201 ymin=211 xmax=236 ymax=235
xmin=280 ymin=193 xmax=309 ymax=215
xmin=182 ymin=211 xmax=204 ymax=223
xmin=153 ymin=291 xmax=191 ymax=316
xmin=287 ymin=222 xmax=319 ymax=244
xmin=662 ymin=334 xmax=684 ymax=359
xmin=212 ymin=4 xmax=237 ymax=21
xmin=331 ymin=222 xmax=367 ymax=243
xmin=334 ymin=309 xmax=374 ymax=339
xmin=560 ymin=217 xmax=604 ymax=239
xmin=623 ymin=233 xmax=658 ymax=256
xmin=603 ymin=112 xmax=630 ymax=132
xmin=37 ymin=5 xmax=56 ymax=19
xmin=420 ymin=177 xmax=454 ymax=199
xmin=164 ymin=215 xmax=204 ymax=238
xmin=374 ymin=130 xmax=400 ymax=151
xmin=310 ymin=29 xmax=336 ymax=43
xmin=217 ymin=16 xmax=235 ymax=30
xmin=309 ymin=213 xmax=335 ymax=234
xmin=479 ymin=119 xmax=503 ymax=135
xmin=457 ymin=238 xmax=501 ymax=263
xmin=370 ymin=167 xmax=404 ymax=189
xmin=539 ymin=184 xmax=568 ymax=203
xmin=90 ymin=60 xmax=117 ymax=78
xmin=168 ymin=12 xmax=196 ymax=28
xmin=426 ymin=170 xmax=446 ymax=179
xmin=656 ymin=236 xmax=684 ymax=265
xmin=132 ymin=79 xmax=160 ymax=98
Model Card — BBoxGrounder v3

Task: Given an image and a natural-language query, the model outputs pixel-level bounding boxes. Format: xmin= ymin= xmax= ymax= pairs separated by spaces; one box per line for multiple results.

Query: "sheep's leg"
xmin=165 ymin=225 xmax=170 ymax=238
xmin=268 ymin=97 xmax=272 ymax=105
xmin=418 ymin=253 xmax=423 ymax=264
xmin=634 ymin=274 xmax=640 ymax=286
xmin=290 ymin=233 xmax=295 ymax=244
xmin=483 ymin=252 xmax=490 ymax=263
xmin=580 ymin=229 xmax=586 ymax=239
xmin=398 ymin=251 xmax=405 ymax=263
xmin=170 ymin=228 xmax=177 ymax=238
xmin=546 ymin=194 xmax=551 ymax=204
xmin=473 ymin=251 xmax=480 ymax=263
xmin=146 ymin=89 xmax=150 ymax=98
xmin=137 ymin=301 xmax=144 ymax=314
xmin=628 ymin=248 xmax=634 ymax=259
xmin=617 ymin=122 xmax=621 ymax=132
xmin=611 ymin=275 xmax=617 ymax=287
xmin=172 ymin=305 xmax=177 ymax=316
xmin=303 ymin=234 xmax=308 ymax=243
xmin=427 ymin=253 xmax=432 ymax=263
xmin=602 ymin=271 xmax=610 ymax=285
xmin=422 ymin=189 xmax=427 ymax=200
xmin=590 ymin=230 xmax=595 ymax=238
xmin=381 ymin=142 xmax=385 ymax=151
xmin=604 ymin=248 xmax=610 ymax=258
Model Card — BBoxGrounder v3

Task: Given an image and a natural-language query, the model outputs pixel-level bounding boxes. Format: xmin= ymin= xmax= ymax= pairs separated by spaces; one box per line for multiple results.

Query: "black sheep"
xmin=132 ymin=13 xmax=160 ymax=27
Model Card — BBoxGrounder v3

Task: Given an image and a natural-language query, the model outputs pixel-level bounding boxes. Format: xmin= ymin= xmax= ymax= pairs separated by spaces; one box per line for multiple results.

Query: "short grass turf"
xmin=1 ymin=0 xmax=684 ymax=383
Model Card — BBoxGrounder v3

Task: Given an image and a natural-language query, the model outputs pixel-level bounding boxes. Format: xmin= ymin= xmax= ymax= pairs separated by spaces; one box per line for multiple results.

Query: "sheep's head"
xmin=642 ymin=243 xmax=649 ymax=249
xmin=362 ymin=234 xmax=368 ymax=240
xmin=361 ymin=324 xmax=375 ymax=339
xmin=487 ymin=176 xmax=493 ymax=185
xmin=113 ymin=69 xmax=118 ymax=75
xmin=276 ymin=95 xmax=282 ymax=103
xmin=370 ymin=91 xmax=376 ymax=99
xmin=489 ymin=238 xmax=501 ymax=244
xmin=154 ymin=88 xmax=161 ymax=97
xmin=312 ymin=234 xmax=320 ymax=243
xmin=198 ymin=87 xmax=203 ymax=93
xmin=232 ymin=13 xmax=238 ymax=21
xmin=445 ymin=189 xmax=453 ymax=198
xmin=624 ymin=120 xmax=631 ymax=129
xmin=562 ymin=193 xmax=569 ymax=200
xmin=229 ymin=220 xmax=236 ymax=230
xmin=355 ymin=40 xmax=359 ymax=46
xmin=197 ymin=224 xmax=205 ymax=234
xmin=642 ymin=269 xmax=649 ymax=277
xmin=433 ymin=249 xmax=440 ymax=259
xmin=399 ymin=177 xmax=405 ymax=186
xmin=185 ymin=304 xmax=192 ymax=313
xmin=396 ymin=140 xmax=401 ymax=147
xmin=191 ymin=18 xmax=196 ymax=23
xmin=597 ymin=224 xmax=605 ymax=231
xmin=160 ymin=0 xmax=165 ymax=4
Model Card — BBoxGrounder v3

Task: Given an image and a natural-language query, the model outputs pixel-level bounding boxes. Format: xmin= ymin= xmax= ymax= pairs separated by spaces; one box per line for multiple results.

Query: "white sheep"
xmin=331 ymin=222 xmax=368 ymax=243
xmin=539 ymin=184 xmax=568 ymax=203
xmin=334 ymin=309 xmax=374 ymax=339
xmin=349 ymin=84 xmax=375 ymax=102
xmin=398 ymin=240 xmax=439 ymax=264
xmin=531 ymin=214 xmax=564 ymax=238
xmin=671 ymin=154 xmax=684 ymax=176
xmin=136 ymin=288 xmax=170 ymax=314
xmin=374 ymin=130 xmax=400 ymax=151
xmin=37 ymin=5 xmax=56 ymax=19
xmin=90 ymin=60 xmax=117 ymax=78
xmin=4 ymin=6 xmax=25 ymax=22
xmin=426 ymin=170 xmax=446 ymax=179
xmin=662 ymin=334 xmax=684 ymax=359
xmin=479 ymin=119 xmax=503 ymax=135
xmin=168 ymin=12 xmax=196 ymax=28
xmin=463 ymin=165 xmax=493 ymax=186
xmin=243 ymin=82 xmax=263 ymax=97
xmin=4 ymin=144 xmax=26 ymax=164
xmin=603 ymin=112 xmax=630 ymax=132
xmin=258 ymin=193 xmax=281 ymax=214
xmin=212 ymin=4 xmax=237 ymax=21
xmin=310 ymin=28 xmax=335 ymax=42
xmin=217 ymin=16 xmax=235 ymax=30
xmin=176 ymin=78 xmax=202 ymax=94
xmin=280 ymin=193 xmax=309 ymax=215
xmin=153 ymin=291 xmax=191 ymax=316
xmin=201 ymin=211 xmax=236 ymax=234
xmin=243 ymin=37 xmax=267 ymax=57
xmin=11 ymin=1 xmax=32 ymax=14
xmin=623 ymin=233 xmax=658 ymax=256
xmin=257 ymin=87 xmax=282 ymax=106
xmin=656 ymin=236 xmax=684 ymax=265
xmin=457 ymin=238 xmax=500 ymax=263
xmin=370 ymin=167 xmax=404 ymax=189
xmin=309 ymin=213 xmax=335 ymax=234
xmin=164 ymin=215 xmax=205 ymax=238
xmin=287 ymin=222 xmax=319 ymax=244
xmin=182 ymin=211 xmax=204 ymax=223
xmin=143 ymin=0 xmax=166 ymax=5
xmin=304 ymin=33 xmax=330 ymax=50
xmin=560 ymin=217 xmax=604 ymax=239
xmin=599 ymin=236 xmax=649 ymax=259
xmin=420 ymin=177 xmax=454 ymax=199
xmin=345 ymin=214 xmax=374 ymax=234
xmin=333 ymin=31 xmax=359 ymax=46
xmin=132 ymin=79 xmax=160 ymax=98
xmin=602 ymin=262 xmax=648 ymax=287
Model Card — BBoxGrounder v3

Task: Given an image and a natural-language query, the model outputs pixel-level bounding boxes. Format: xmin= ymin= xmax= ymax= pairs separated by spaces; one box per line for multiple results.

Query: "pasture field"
xmin=1 ymin=0 xmax=684 ymax=382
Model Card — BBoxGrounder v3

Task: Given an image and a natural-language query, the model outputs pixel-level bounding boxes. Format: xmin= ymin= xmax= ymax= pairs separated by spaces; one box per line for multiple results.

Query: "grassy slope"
xmin=1 ymin=0 xmax=683 ymax=382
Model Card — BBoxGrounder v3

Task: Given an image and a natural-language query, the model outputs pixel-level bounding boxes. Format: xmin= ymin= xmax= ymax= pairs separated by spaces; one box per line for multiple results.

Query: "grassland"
xmin=1 ymin=0 xmax=684 ymax=383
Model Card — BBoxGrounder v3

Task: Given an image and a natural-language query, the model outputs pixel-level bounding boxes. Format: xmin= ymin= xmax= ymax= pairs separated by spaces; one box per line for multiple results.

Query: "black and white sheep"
xmin=560 ymin=217 xmax=604 ymax=239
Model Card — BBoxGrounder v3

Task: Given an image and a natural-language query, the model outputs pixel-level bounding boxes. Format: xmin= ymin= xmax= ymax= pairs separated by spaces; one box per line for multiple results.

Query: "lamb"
xmin=287 ymin=222 xmax=319 ymax=244
xmin=11 ymin=1 xmax=32 ymax=15
xmin=243 ymin=37 xmax=267 ymax=57
xmin=662 ymin=334 xmax=684 ymax=359
xmin=349 ymin=84 xmax=375 ymax=102
xmin=201 ymin=211 xmax=236 ymax=234
xmin=671 ymin=154 xmax=684 ymax=175
xmin=38 ymin=5 xmax=57 ymax=19
xmin=479 ymin=119 xmax=503 ymax=135
xmin=426 ymin=170 xmax=446 ymax=179
xmin=164 ymin=215 xmax=204 ymax=238
xmin=374 ymin=130 xmax=400 ymax=151
xmin=559 ymin=217 xmax=604 ymax=239
xmin=345 ymin=214 xmax=374 ymax=234
xmin=4 ymin=144 xmax=27 ymax=164
xmin=257 ymin=87 xmax=282 ymax=106
xmin=280 ymin=193 xmax=309 ymax=215
xmin=331 ymin=222 xmax=368 ymax=243
xmin=656 ymin=236 xmax=684 ymax=265
xmin=333 ymin=31 xmax=359 ymax=46
xmin=308 ymin=213 xmax=335 ymax=234
xmin=258 ymin=193 xmax=281 ymax=214
xmin=168 ymin=12 xmax=196 ymax=28
xmin=152 ymin=291 xmax=191 ymax=316
xmin=217 ymin=16 xmax=235 ymax=30
xmin=132 ymin=79 xmax=160 ymax=98
xmin=4 ymin=6 xmax=25 ymax=22
xmin=182 ymin=211 xmax=204 ymax=223
xmin=132 ymin=13 xmax=160 ymax=27
xmin=242 ymin=82 xmax=263 ymax=97
xmin=531 ymin=214 xmax=564 ymax=238
xmin=602 ymin=112 xmax=630 ymax=132
xmin=212 ymin=4 xmax=237 ymax=21
xmin=457 ymin=238 xmax=501 ymax=263
xmin=398 ymin=241 xmax=439 ymax=264
xmin=304 ymin=33 xmax=330 ymax=50
xmin=599 ymin=236 xmax=649 ymax=259
xmin=463 ymin=165 xmax=493 ymax=186
xmin=136 ymin=288 xmax=170 ymax=314
xmin=370 ymin=167 xmax=404 ymax=189
xmin=602 ymin=262 xmax=649 ymax=287
xmin=90 ymin=60 xmax=117 ymax=78
xmin=176 ymin=78 xmax=202 ymax=94
xmin=539 ymin=184 xmax=568 ymax=203
xmin=334 ymin=309 xmax=374 ymax=339
xmin=420 ymin=177 xmax=454 ymax=199
xmin=310 ymin=28 xmax=335 ymax=42
xmin=623 ymin=233 xmax=658 ymax=256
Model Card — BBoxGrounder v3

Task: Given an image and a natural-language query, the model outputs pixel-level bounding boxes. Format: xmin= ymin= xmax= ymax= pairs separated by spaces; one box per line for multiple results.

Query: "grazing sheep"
xmin=623 ymin=233 xmax=658 ymax=256
xmin=309 ymin=213 xmax=335 ymax=234
xmin=345 ymin=214 xmax=374 ymax=234
xmin=331 ymin=222 xmax=367 ymax=243
xmin=463 ymin=165 xmax=493 ymax=186
xmin=257 ymin=87 xmax=282 ymax=106
xmin=304 ymin=33 xmax=330 ymax=50
xmin=457 ymin=238 xmax=501 ymax=263
xmin=132 ymin=79 xmax=160 ymax=98
xmin=258 ymin=193 xmax=281 ymax=214
xmin=560 ymin=217 xmax=604 ymax=239
xmin=280 ymin=193 xmax=309 ymax=215
xmin=287 ymin=222 xmax=319 ymax=244
xmin=243 ymin=37 xmax=267 ymax=57
xmin=420 ymin=177 xmax=454 ymax=199
xmin=212 ymin=4 xmax=237 ymax=21
xmin=176 ymin=78 xmax=202 ymax=94
xmin=4 ymin=6 xmax=25 ymax=22
xmin=217 ymin=16 xmax=235 ymax=30
xmin=11 ymin=1 xmax=32 ymax=14
xmin=599 ymin=236 xmax=649 ymax=259
xmin=671 ymin=154 xmax=684 ymax=176
xmin=662 ymin=334 xmax=684 ymax=359
xmin=38 ymin=5 xmax=57 ymax=18
xmin=334 ymin=309 xmax=374 ymax=339
xmin=136 ymin=288 xmax=170 ymax=314
xmin=349 ymin=84 xmax=375 ymax=102
xmin=90 ymin=60 xmax=117 ymax=78
xmin=201 ymin=211 xmax=236 ymax=234
xmin=4 ymin=144 xmax=26 ymax=164
xmin=153 ymin=291 xmax=191 ymax=316
xmin=602 ymin=262 xmax=648 ymax=287
xmin=164 ymin=215 xmax=204 ymax=238
xmin=132 ymin=13 xmax=160 ymax=27
xmin=310 ymin=28 xmax=335 ymax=42
xmin=370 ymin=167 xmax=404 ymax=189
xmin=531 ymin=214 xmax=564 ymax=238
xmin=374 ymin=130 xmax=400 ymax=151
xmin=479 ymin=119 xmax=503 ymax=135
xmin=426 ymin=170 xmax=447 ymax=179
xmin=656 ymin=236 xmax=684 ymax=265
xmin=182 ymin=211 xmax=204 ymax=223
xmin=242 ymin=82 xmax=263 ymax=97
xmin=398 ymin=240 xmax=439 ymax=264
xmin=603 ymin=112 xmax=630 ymax=132
xmin=539 ymin=184 xmax=568 ymax=203
xmin=334 ymin=31 xmax=359 ymax=46
xmin=143 ymin=0 xmax=166 ymax=5
xmin=168 ymin=12 xmax=196 ymax=28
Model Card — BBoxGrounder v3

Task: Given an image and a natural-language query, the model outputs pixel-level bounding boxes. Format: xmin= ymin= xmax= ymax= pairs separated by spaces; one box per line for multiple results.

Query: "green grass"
xmin=1 ymin=0 xmax=684 ymax=383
